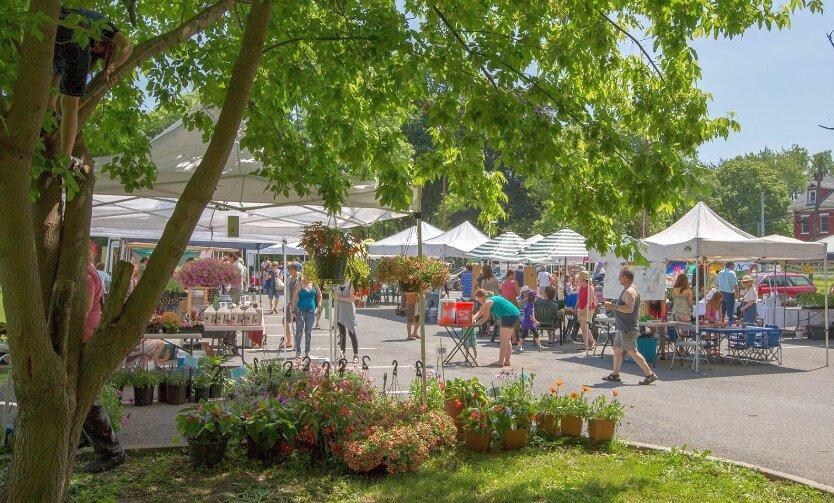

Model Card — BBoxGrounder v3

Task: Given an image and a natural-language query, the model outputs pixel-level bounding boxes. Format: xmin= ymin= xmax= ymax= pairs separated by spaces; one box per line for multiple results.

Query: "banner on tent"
xmin=603 ymin=261 xmax=666 ymax=301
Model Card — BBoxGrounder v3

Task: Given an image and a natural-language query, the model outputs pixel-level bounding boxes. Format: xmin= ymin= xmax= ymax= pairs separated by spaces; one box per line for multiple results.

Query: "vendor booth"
xmin=366 ymin=222 xmax=444 ymax=257
xmin=421 ymin=221 xmax=489 ymax=258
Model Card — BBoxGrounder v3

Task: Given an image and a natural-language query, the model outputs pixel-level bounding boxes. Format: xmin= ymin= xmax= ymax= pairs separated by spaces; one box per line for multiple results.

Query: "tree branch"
xmin=429 ymin=4 xmax=499 ymax=90
xmin=819 ymin=124 xmax=834 ymax=130
xmin=46 ymin=280 xmax=75 ymax=357
xmin=78 ymin=0 xmax=236 ymax=122
xmin=80 ymin=0 xmax=274 ymax=392
xmin=827 ymin=31 xmax=834 ymax=51
xmin=263 ymin=35 xmax=377 ymax=53
xmin=597 ymin=9 xmax=664 ymax=81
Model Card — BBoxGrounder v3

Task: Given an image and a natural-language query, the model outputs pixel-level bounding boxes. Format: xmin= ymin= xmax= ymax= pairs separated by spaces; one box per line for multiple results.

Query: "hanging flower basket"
xmin=314 ymin=255 xmax=347 ymax=282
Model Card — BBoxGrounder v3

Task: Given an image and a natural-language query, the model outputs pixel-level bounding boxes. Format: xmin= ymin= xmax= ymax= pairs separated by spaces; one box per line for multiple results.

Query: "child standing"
xmin=518 ymin=289 xmax=543 ymax=351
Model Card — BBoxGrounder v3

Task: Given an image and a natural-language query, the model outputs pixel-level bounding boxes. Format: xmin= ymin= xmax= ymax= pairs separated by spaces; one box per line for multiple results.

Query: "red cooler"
xmin=439 ymin=300 xmax=457 ymax=325
xmin=455 ymin=301 xmax=474 ymax=325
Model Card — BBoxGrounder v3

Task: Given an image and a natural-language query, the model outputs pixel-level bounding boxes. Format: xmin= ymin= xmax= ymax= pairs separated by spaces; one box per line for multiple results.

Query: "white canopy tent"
xmin=260 ymin=241 xmax=306 ymax=256
xmin=421 ymin=221 xmax=489 ymax=258
xmin=599 ymin=202 xmax=828 ymax=370
xmin=520 ymin=228 xmax=588 ymax=264
xmin=366 ymin=222 xmax=444 ymax=257
xmin=94 ymin=116 xmax=401 ymax=209
xmin=525 ymin=234 xmax=544 ymax=245
xmin=466 ymin=232 xmax=527 ymax=262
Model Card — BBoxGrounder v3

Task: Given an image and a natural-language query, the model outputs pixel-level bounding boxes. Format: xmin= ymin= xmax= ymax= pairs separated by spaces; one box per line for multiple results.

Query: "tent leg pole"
xmin=822 ymin=256 xmax=831 ymax=367
xmin=283 ymin=240 xmax=289 ymax=355
xmin=694 ymin=258 xmax=700 ymax=374
xmin=416 ymin=189 xmax=427 ymax=401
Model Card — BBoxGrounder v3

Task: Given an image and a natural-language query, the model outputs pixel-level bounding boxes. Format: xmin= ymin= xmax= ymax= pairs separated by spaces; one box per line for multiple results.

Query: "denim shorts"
xmin=53 ymin=35 xmax=91 ymax=97
xmin=500 ymin=315 xmax=519 ymax=328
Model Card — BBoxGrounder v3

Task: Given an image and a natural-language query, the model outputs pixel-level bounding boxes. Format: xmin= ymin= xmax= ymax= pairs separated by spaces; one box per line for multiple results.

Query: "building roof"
xmin=789 ymin=177 xmax=834 ymax=212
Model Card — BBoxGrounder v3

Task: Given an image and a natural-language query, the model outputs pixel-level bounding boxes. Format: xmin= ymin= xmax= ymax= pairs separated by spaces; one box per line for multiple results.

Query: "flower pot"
xmin=463 ymin=429 xmax=491 ymax=453
xmin=209 ymin=383 xmax=224 ymax=399
xmin=314 ymin=256 xmax=346 ymax=281
xmin=444 ymin=399 xmax=464 ymax=431
xmin=502 ymin=428 xmax=529 ymax=450
xmin=158 ymin=383 xmax=168 ymax=403
xmin=560 ymin=415 xmax=583 ymax=437
xmin=193 ymin=386 xmax=210 ymax=403
xmin=245 ymin=436 xmax=276 ymax=464
xmin=132 ymin=385 xmax=155 ymax=406
xmin=537 ymin=414 xmax=560 ymax=438
xmin=166 ymin=384 xmax=187 ymax=405
xmin=587 ymin=419 xmax=616 ymax=442
xmin=188 ymin=434 xmax=228 ymax=468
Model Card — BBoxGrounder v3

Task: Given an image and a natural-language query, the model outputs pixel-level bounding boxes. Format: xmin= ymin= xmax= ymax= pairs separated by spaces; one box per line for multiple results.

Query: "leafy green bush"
xmin=797 ymin=292 xmax=826 ymax=308
xmin=128 ymin=368 xmax=160 ymax=388
xmin=100 ymin=383 xmax=123 ymax=433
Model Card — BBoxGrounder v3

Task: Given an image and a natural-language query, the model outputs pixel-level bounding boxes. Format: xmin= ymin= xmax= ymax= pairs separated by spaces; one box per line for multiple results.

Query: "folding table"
xmin=437 ymin=321 xmax=477 ymax=366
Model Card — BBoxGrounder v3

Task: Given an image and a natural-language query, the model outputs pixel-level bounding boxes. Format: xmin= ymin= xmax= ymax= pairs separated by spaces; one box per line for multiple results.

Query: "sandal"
xmin=602 ymin=373 xmax=622 ymax=382
xmin=639 ymin=374 xmax=659 ymax=385
xmin=487 ymin=361 xmax=503 ymax=367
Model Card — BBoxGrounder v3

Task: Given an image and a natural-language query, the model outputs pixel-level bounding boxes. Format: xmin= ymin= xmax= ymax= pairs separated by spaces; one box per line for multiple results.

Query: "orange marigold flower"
xmin=581 ymin=385 xmax=591 ymax=393
xmin=554 ymin=379 xmax=565 ymax=387
xmin=569 ymin=391 xmax=580 ymax=399
xmin=612 ymin=390 xmax=620 ymax=397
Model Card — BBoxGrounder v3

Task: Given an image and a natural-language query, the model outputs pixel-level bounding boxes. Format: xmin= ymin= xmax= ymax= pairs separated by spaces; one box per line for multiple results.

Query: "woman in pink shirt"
xmin=500 ymin=269 xmax=520 ymax=303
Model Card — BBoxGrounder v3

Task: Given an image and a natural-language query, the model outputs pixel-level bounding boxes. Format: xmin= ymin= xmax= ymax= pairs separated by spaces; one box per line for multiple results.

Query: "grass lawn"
xmin=64 ymin=440 xmax=832 ymax=503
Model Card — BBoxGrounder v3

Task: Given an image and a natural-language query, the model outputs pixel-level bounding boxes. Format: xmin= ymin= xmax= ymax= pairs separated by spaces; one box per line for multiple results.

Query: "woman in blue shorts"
xmin=473 ymin=289 xmax=520 ymax=368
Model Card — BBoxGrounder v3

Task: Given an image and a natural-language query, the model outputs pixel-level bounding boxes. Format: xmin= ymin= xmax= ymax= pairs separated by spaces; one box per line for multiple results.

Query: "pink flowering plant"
xmin=176 ymin=257 xmax=241 ymax=289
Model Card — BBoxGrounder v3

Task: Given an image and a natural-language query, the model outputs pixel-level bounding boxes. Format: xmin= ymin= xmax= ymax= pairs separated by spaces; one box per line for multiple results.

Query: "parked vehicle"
xmin=756 ymin=273 xmax=816 ymax=297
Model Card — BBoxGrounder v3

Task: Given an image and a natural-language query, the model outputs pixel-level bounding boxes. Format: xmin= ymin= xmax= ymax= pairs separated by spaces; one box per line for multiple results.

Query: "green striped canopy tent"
xmin=465 ymin=231 xmax=528 ymax=262
xmin=519 ymin=228 xmax=588 ymax=264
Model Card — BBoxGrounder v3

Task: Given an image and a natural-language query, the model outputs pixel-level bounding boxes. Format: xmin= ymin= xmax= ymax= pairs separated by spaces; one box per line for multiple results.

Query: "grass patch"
xmin=63 ymin=440 xmax=832 ymax=503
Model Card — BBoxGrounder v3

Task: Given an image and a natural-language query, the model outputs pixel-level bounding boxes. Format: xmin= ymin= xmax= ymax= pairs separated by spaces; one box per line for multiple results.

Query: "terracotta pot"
xmin=463 ymin=429 xmax=491 ymax=452
xmin=501 ymin=428 xmax=529 ymax=450
xmin=444 ymin=399 xmax=464 ymax=424
xmin=588 ymin=419 xmax=616 ymax=442
xmin=537 ymin=414 xmax=560 ymax=438
xmin=560 ymin=415 xmax=583 ymax=437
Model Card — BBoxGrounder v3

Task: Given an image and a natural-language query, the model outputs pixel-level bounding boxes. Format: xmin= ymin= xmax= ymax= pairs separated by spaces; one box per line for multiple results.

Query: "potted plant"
xmin=457 ymin=403 xmax=493 ymax=452
xmin=376 ymin=255 xmax=450 ymax=294
xmin=109 ymin=368 xmax=131 ymax=393
xmin=129 ymin=368 xmax=159 ymax=407
xmin=443 ymin=377 xmax=488 ymax=430
xmin=162 ymin=372 xmax=189 ymax=405
xmin=176 ymin=402 xmax=236 ymax=468
xmin=209 ymin=368 xmax=226 ymax=399
xmin=238 ymin=398 xmax=297 ymax=464
xmin=587 ymin=391 xmax=624 ymax=442
xmin=560 ymin=387 xmax=591 ymax=437
xmin=536 ymin=379 xmax=566 ymax=438
xmin=492 ymin=371 xmax=536 ymax=450
xmin=298 ymin=222 xmax=362 ymax=281
xmin=191 ymin=372 xmax=213 ymax=403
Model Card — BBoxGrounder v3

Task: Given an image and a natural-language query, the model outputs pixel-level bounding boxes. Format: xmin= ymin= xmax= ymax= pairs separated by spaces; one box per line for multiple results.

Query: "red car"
xmin=756 ymin=273 xmax=817 ymax=297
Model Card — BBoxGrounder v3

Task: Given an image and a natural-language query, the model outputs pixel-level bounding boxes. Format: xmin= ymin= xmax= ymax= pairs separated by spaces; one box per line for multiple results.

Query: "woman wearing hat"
xmin=576 ymin=270 xmax=597 ymax=351
xmin=739 ymin=275 xmax=758 ymax=325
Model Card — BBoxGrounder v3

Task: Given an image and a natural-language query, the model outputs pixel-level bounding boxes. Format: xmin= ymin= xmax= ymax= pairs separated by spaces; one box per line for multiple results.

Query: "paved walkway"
xmin=118 ymin=306 xmax=834 ymax=485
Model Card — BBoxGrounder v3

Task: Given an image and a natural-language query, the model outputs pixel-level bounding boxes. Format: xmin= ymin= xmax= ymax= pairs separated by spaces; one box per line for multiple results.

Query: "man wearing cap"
xmin=716 ymin=262 xmax=738 ymax=324
xmin=739 ymin=275 xmax=758 ymax=325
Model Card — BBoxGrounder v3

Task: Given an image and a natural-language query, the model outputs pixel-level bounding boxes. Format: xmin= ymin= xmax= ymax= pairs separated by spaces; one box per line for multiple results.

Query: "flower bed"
xmin=178 ymin=364 xmax=455 ymax=473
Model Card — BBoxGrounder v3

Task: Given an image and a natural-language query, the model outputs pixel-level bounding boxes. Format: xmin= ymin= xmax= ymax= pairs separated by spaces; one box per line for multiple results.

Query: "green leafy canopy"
xmin=1 ymin=0 xmax=822 ymax=251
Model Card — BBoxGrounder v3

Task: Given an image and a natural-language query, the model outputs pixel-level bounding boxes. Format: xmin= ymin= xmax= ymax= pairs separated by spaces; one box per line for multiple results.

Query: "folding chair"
xmin=670 ymin=324 xmax=713 ymax=371
xmin=535 ymin=300 xmax=562 ymax=345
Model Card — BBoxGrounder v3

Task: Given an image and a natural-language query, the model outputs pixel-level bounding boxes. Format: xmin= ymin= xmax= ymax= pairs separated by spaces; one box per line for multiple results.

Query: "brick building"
xmin=790 ymin=176 xmax=834 ymax=241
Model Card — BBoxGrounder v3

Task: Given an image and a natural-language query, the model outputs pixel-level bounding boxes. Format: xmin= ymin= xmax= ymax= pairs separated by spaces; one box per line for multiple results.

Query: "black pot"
xmin=245 ymin=436 xmax=275 ymax=463
xmin=193 ymin=386 xmax=210 ymax=403
xmin=166 ymin=384 xmax=187 ymax=405
xmin=188 ymin=434 xmax=228 ymax=468
xmin=209 ymin=383 xmax=224 ymax=399
xmin=133 ymin=385 xmax=155 ymax=406
xmin=158 ymin=383 xmax=169 ymax=403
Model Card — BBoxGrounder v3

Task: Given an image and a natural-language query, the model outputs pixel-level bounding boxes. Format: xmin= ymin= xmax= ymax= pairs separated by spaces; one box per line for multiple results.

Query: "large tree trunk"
xmin=1 ymin=0 xmax=272 ymax=500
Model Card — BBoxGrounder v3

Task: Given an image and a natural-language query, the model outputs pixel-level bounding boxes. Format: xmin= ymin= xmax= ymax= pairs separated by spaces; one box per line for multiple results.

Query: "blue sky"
xmin=694 ymin=3 xmax=834 ymax=164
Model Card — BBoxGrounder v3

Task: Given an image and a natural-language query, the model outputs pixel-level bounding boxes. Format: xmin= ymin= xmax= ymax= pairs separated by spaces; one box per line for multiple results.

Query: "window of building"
xmin=801 ymin=216 xmax=810 ymax=234
xmin=821 ymin=214 xmax=829 ymax=234
xmin=808 ymin=189 xmax=817 ymax=205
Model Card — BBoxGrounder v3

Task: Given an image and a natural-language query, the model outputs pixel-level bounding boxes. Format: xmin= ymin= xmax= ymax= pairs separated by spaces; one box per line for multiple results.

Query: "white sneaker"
xmin=518 ymin=345 xmax=524 ymax=352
